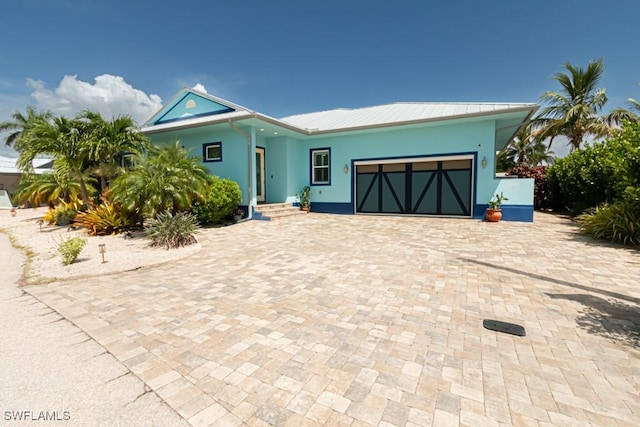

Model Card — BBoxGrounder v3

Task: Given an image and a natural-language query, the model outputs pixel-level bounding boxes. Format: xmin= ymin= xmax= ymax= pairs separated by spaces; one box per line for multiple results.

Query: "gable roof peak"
xmin=142 ymin=87 xmax=254 ymax=128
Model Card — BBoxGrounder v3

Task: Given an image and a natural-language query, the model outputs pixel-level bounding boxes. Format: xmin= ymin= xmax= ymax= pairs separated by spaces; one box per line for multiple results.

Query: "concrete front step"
xmin=255 ymin=203 xmax=291 ymax=211
xmin=254 ymin=203 xmax=307 ymax=221
xmin=267 ymin=210 xmax=308 ymax=220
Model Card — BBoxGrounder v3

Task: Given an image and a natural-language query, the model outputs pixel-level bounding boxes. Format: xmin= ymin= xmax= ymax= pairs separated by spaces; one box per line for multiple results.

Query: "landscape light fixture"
xmin=98 ymin=244 xmax=106 ymax=263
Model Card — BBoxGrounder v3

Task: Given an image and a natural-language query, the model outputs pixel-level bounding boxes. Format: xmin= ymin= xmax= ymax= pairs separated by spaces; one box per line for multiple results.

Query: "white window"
xmin=203 ymin=142 xmax=222 ymax=162
xmin=311 ymin=148 xmax=330 ymax=184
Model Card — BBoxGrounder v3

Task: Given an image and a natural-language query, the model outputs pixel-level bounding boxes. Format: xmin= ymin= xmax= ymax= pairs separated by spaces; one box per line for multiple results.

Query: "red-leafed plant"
xmin=506 ymin=165 xmax=549 ymax=210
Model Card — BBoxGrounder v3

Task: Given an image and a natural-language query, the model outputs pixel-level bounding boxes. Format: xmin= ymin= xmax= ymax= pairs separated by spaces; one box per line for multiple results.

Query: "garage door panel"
xmin=355 ymin=157 xmax=472 ymax=217
xmin=382 ymin=173 xmax=405 ymax=213
xmin=356 ymin=173 xmax=378 ymax=212
xmin=411 ymin=171 xmax=437 ymax=214
xmin=442 ymin=170 xmax=471 ymax=215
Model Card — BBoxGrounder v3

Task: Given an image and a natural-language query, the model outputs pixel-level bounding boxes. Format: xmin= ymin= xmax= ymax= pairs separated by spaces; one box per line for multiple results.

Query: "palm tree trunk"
xmin=76 ymin=170 xmax=91 ymax=208
xmin=570 ymin=136 xmax=582 ymax=151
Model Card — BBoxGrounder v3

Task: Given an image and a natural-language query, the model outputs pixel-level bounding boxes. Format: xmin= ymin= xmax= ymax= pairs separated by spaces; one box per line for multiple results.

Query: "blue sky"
xmin=1 ymin=0 xmax=638 ymax=157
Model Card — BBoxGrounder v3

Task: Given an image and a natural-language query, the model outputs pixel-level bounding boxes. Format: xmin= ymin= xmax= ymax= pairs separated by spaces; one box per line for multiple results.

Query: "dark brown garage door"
xmin=355 ymin=158 xmax=473 ymax=216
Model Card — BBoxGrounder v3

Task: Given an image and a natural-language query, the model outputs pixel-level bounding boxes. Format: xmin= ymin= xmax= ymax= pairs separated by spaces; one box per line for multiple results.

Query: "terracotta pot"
xmin=301 ymin=206 xmax=309 ymax=212
xmin=485 ymin=208 xmax=502 ymax=222
xmin=10 ymin=209 xmax=17 ymax=217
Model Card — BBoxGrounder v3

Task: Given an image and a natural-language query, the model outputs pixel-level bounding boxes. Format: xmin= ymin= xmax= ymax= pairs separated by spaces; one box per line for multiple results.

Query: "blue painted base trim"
xmin=251 ymin=206 xmax=270 ymax=221
xmin=310 ymin=202 xmax=353 ymax=215
xmin=239 ymin=205 xmax=249 ymax=219
xmin=474 ymin=204 xmax=534 ymax=222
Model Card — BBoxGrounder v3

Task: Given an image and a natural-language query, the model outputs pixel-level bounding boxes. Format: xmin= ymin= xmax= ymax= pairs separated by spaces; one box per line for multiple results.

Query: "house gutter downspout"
xmin=228 ymin=119 xmax=253 ymax=220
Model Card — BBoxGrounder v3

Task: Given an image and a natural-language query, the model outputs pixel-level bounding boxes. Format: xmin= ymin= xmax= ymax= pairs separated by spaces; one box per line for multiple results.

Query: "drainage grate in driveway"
xmin=483 ymin=319 xmax=526 ymax=336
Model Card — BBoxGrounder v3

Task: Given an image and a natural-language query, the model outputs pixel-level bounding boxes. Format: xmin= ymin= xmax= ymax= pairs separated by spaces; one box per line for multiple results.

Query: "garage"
xmin=355 ymin=156 xmax=473 ymax=217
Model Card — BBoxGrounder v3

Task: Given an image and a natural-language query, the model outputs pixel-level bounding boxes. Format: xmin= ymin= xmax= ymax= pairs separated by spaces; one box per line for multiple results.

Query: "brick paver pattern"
xmin=26 ymin=213 xmax=640 ymax=426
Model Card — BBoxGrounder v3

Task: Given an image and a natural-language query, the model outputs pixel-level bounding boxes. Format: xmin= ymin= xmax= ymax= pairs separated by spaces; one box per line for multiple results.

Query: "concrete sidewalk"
xmin=0 ymin=233 xmax=188 ymax=426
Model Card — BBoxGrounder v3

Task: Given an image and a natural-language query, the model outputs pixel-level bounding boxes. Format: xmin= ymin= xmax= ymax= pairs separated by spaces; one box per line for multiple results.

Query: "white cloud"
xmin=192 ymin=83 xmax=208 ymax=93
xmin=26 ymin=74 xmax=163 ymax=125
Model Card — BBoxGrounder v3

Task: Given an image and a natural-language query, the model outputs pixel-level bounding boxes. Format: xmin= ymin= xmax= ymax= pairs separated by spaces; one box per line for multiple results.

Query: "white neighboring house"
xmin=0 ymin=156 xmax=54 ymax=208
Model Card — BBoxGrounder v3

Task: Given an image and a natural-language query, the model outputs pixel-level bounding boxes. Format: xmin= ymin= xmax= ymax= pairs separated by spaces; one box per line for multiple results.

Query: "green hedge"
xmin=547 ymin=121 xmax=640 ymax=215
xmin=191 ymin=177 xmax=242 ymax=225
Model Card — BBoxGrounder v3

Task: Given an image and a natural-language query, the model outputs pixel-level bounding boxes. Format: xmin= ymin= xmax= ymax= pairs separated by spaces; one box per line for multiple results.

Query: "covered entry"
xmin=355 ymin=155 xmax=473 ymax=216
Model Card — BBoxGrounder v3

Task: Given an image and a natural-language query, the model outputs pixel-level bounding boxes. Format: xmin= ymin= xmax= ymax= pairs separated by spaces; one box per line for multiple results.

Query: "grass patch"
xmin=0 ymin=227 xmax=36 ymax=286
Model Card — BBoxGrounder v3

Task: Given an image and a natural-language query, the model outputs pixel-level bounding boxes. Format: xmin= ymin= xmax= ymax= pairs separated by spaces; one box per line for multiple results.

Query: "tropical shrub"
xmin=54 ymin=204 xmax=77 ymax=225
xmin=191 ymin=177 xmax=242 ymax=225
xmin=547 ymin=121 xmax=640 ymax=214
xmin=43 ymin=200 xmax=84 ymax=225
xmin=42 ymin=208 xmax=57 ymax=225
xmin=12 ymin=171 xmax=95 ymax=208
xmin=577 ymin=187 xmax=640 ymax=246
xmin=506 ymin=165 xmax=549 ymax=210
xmin=74 ymin=201 xmax=139 ymax=235
xmin=111 ymin=142 xmax=210 ymax=218
xmin=58 ymin=237 xmax=87 ymax=265
xmin=145 ymin=211 xmax=199 ymax=249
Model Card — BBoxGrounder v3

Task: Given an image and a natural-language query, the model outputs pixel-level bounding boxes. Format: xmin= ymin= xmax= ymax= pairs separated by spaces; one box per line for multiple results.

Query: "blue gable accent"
xmin=154 ymin=91 xmax=234 ymax=125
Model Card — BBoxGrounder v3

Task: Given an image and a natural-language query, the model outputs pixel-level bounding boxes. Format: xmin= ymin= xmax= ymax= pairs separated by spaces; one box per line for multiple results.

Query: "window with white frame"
xmin=311 ymin=148 xmax=330 ymax=184
xmin=203 ymin=142 xmax=222 ymax=162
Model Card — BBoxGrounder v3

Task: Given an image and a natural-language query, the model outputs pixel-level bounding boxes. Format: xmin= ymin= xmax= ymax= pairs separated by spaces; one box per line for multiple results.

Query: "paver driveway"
xmin=26 ymin=213 xmax=640 ymax=426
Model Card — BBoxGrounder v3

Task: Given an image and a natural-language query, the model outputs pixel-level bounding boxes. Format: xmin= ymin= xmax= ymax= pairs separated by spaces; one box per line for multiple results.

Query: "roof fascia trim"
xmin=142 ymin=104 xmax=538 ymax=136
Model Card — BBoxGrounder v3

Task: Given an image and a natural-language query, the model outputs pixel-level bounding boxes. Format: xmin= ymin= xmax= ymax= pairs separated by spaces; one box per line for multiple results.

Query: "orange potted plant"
xmin=485 ymin=192 xmax=508 ymax=222
xmin=297 ymin=186 xmax=311 ymax=212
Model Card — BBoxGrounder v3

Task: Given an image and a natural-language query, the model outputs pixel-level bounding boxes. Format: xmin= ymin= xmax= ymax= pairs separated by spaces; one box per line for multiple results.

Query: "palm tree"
xmin=498 ymin=125 xmax=555 ymax=167
xmin=79 ymin=111 xmax=150 ymax=191
xmin=110 ymin=142 xmax=211 ymax=218
xmin=536 ymin=58 xmax=630 ymax=151
xmin=527 ymin=141 xmax=556 ymax=166
xmin=0 ymin=106 xmax=52 ymax=147
xmin=15 ymin=116 xmax=94 ymax=208
xmin=628 ymin=83 xmax=640 ymax=115
xmin=12 ymin=167 xmax=96 ymax=208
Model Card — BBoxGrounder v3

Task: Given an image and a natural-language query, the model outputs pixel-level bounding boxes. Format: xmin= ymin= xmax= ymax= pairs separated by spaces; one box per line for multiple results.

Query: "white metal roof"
xmin=280 ymin=102 xmax=537 ymax=132
xmin=0 ymin=156 xmax=53 ymax=174
xmin=140 ymin=87 xmax=537 ymax=136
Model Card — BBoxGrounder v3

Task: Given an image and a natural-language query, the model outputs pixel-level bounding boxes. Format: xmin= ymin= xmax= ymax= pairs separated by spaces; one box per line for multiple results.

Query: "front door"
xmin=256 ymin=147 xmax=266 ymax=203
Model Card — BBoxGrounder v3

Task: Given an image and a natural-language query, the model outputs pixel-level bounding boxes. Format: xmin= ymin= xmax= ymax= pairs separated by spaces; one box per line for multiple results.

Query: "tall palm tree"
xmin=0 ymin=106 xmax=52 ymax=147
xmin=15 ymin=116 xmax=94 ymax=208
xmin=536 ymin=58 xmax=629 ymax=151
xmin=110 ymin=142 xmax=211 ymax=218
xmin=77 ymin=111 xmax=150 ymax=191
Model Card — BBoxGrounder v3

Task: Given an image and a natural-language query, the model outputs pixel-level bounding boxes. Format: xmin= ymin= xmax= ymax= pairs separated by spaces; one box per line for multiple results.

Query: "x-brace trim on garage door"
xmin=356 ymin=159 xmax=472 ymax=216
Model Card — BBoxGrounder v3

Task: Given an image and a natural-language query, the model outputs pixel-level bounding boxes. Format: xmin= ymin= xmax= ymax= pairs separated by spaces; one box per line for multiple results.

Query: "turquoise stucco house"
xmin=141 ymin=88 xmax=538 ymax=221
